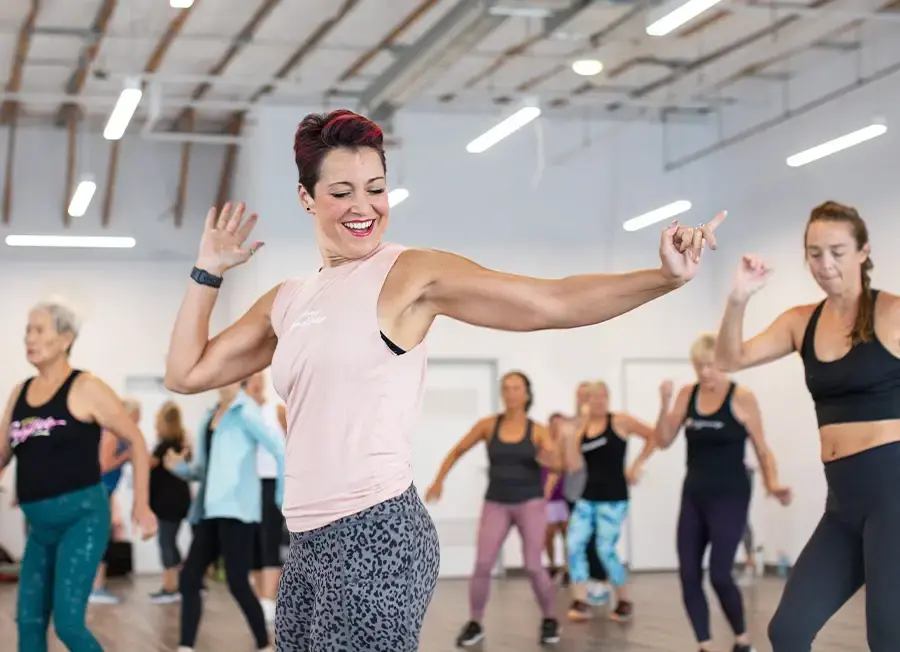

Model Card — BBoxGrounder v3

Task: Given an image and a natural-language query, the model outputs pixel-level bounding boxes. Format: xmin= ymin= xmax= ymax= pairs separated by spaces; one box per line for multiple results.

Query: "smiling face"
xmin=805 ymin=219 xmax=869 ymax=296
xmin=299 ymin=147 xmax=390 ymax=264
xmin=586 ymin=383 xmax=609 ymax=418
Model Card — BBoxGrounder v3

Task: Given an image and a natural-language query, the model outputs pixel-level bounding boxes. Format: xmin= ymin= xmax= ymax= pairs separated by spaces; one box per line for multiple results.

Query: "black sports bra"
xmin=801 ymin=290 xmax=900 ymax=427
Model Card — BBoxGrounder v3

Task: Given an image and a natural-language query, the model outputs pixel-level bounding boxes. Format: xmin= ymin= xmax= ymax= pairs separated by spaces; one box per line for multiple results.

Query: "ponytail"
xmin=852 ymin=256 xmax=875 ymax=345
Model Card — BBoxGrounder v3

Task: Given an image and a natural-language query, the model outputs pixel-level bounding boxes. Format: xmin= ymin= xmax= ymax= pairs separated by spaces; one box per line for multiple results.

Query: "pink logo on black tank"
xmin=8 ymin=416 xmax=67 ymax=447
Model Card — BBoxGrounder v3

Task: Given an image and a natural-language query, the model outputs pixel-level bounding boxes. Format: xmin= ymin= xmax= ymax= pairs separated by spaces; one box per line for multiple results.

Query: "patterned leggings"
xmin=566 ymin=499 xmax=629 ymax=586
xmin=17 ymin=484 xmax=111 ymax=652
xmin=275 ymin=484 xmax=440 ymax=652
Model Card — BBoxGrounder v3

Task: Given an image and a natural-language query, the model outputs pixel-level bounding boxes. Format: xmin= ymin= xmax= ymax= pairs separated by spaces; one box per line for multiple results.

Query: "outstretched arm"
xmin=426 ymin=417 xmax=491 ymax=500
xmin=408 ymin=216 xmax=725 ymax=332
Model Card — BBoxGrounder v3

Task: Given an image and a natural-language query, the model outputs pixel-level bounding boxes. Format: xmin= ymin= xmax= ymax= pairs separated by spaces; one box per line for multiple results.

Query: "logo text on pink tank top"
xmin=8 ymin=416 xmax=67 ymax=447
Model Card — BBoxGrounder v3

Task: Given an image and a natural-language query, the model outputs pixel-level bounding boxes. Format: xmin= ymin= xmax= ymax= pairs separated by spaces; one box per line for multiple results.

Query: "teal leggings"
xmin=18 ymin=483 xmax=110 ymax=652
xmin=566 ymin=499 xmax=629 ymax=587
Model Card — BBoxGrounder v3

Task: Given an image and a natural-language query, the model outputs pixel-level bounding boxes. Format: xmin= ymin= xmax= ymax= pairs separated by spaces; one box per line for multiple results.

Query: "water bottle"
xmin=777 ymin=551 xmax=789 ymax=578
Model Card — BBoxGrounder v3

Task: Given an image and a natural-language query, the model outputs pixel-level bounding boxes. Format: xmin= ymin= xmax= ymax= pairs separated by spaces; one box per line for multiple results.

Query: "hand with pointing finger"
xmin=658 ymin=210 xmax=728 ymax=283
xmin=195 ymin=202 xmax=264 ymax=276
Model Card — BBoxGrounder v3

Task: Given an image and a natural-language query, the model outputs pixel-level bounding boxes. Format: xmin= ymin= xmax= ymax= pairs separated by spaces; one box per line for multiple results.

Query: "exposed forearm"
xmin=716 ymin=296 xmax=749 ymax=371
xmin=757 ymin=448 xmax=780 ymax=492
xmin=165 ymin=281 xmax=220 ymax=391
xmin=0 ymin=446 xmax=12 ymax=471
xmin=634 ymin=438 xmax=656 ymax=466
xmin=129 ymin=441 xmax=151 ymax=507
xmin=547 ymin=268 xmax=685 ymax=329
xmin=432 ymin=453 xmax=459 ymax=485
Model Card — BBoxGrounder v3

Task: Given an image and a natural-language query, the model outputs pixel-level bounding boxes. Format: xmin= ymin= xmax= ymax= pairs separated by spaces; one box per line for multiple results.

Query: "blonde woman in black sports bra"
xmin=716 ymin=201 xmax=900 ymax=652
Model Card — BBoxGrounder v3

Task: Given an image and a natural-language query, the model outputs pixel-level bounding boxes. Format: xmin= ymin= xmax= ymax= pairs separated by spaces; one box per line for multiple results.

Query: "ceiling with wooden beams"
xmin=2 ymin=0 xmax=900 ymax=137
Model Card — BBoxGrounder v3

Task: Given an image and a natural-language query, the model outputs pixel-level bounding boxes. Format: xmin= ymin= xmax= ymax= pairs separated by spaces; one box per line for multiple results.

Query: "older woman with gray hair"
xmin=0 ymin=300 xmax=157 ymax=652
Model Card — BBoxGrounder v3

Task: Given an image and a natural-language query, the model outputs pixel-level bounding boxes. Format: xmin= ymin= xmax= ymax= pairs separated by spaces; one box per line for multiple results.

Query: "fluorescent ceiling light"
xmin=572 ymin=59 xmax=603 ymax=76
xmin=103 ymin=83 xmax=142 ymax=140
xmin=488 ymin=5 xmax=553 ymax=18
xmin=786 ymin=123 xmax=887 ymax=168
xmin=388 ymin=188 xmax=409 ymax=207
xmin=623 ymin=200 xmax=692 ymax=232
xmin=5 ymin=235 xmax=137 ymax=249
xmin=170 ymin=0 xmax=194 ymax=7
xmin=67 ymin=179 xmax=97 ymax=218
xmin=466 ymin=106 xmax=541 ymax=154
xmin=646 ymin=0 xmax=726 ymax=37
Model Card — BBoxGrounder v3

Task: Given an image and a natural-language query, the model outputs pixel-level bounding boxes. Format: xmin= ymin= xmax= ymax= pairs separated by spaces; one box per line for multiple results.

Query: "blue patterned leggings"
xmin=275 ymin=484 xmax=440 ymax=652
xmin=17 ymin=483 xmax=111 ymax=652
xmin=566 ymin=499 xmax=629 ymax=587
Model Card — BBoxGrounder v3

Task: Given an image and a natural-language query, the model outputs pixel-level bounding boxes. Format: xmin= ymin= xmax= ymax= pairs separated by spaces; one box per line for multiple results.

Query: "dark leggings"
xmin=179 ymin=518 xmax=268 ymax=649
xmin=18 ymin=483 xmax=110 ymax=652
xmin=677 ymin=490 xmax=749 ymax=642
xmin=769 ymin=442 xmax=900 ymax=652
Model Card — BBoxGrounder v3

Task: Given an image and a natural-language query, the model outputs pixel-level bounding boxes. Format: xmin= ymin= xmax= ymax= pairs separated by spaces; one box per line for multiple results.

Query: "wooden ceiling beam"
xmin=337 ymin=0 xmax=441 ymax=83
xmin=0 ymin=0 xmax=42 ymax=125
xmin=54 ymin=0 xmax=117 ymax=127
xmin=62 ymin=111 xmax=78 ymax=227
xmin=101 ymin=139 xmax=120 ymax=228
xmin=174 ymin=109 xmax=195 ymax=227
xmin=172 ymin=0 xmax=283 ymax=131
xmin=1 ymin=104 xmax=18 ymax=224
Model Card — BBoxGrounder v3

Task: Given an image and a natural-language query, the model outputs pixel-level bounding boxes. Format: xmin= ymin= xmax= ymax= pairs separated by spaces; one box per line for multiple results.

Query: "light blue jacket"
xmin=173 ymin=391 xmax=285 ymax=525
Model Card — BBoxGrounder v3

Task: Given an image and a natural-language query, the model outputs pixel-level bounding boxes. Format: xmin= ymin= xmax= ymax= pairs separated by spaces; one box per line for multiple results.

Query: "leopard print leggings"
xmin=275 ymin=484 xmax=440 ymax=651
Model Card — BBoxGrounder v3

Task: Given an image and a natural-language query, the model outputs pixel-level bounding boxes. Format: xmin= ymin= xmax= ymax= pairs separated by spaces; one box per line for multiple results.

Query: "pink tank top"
xmin=270 ymin=243 xmax=427 ymax=532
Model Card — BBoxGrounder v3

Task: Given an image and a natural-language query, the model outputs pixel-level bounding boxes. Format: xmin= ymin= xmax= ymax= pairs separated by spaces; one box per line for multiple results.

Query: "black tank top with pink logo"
xmin=8 ymin=370 xmax=102 ymax=504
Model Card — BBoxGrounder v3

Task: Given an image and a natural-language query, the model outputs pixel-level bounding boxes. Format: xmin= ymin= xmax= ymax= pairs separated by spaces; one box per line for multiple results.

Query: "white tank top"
xmin=256 ymin=401 xmax=285 ymax=479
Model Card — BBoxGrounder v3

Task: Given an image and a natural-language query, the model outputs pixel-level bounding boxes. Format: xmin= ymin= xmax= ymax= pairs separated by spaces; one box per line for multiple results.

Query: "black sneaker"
xmin=456 ymin=621 xmax=484 ymax=647
xmin=732 ymin=645 xmax=755 ymax=652
xmin=610 ymin=599 xmax=633 ymax=622
xmin=540 ymin=618 xmax=560 ymax=645
xmin=567 ymin=600 xmax=590 ymax=622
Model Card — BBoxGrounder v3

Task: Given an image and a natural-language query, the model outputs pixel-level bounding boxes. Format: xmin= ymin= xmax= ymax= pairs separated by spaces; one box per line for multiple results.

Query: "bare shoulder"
xmin=71 ymin=371 xmax=115 ymax=401
xmin=732 ymin=384 xmax=758 ymax=408
xmin=875 ymin=290 xmax=900 ymax=315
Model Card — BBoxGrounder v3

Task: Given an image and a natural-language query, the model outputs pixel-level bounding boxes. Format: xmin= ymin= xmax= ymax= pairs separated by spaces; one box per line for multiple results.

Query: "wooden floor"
xmin=0 ymin=573 xmax=866 ymax=651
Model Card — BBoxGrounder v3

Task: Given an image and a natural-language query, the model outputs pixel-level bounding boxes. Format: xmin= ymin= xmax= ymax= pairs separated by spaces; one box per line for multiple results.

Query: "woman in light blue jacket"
xmin=165 ymin=381 xmax=284 ymax=652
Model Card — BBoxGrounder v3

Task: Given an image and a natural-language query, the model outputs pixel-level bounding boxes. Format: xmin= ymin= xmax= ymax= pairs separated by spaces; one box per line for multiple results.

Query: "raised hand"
xmin=731 ymin=254 xmax=773 ymax=301
xmin=195 ymin=202 xmax=264 ymax=275
xmin=660 ymin=379 xmax=674 ymax=404
xmin=658 ymin=210 xmax=728 ymax=283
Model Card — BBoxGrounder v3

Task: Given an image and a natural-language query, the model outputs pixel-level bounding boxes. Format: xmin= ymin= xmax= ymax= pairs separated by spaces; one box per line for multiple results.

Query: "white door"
xmin=413 ymin=359 xmax=499 ymax=578
xmin=117 ymin=376 xmax=216 ymax=575
xmin=623 ymin=359 xmax=695 ymax=571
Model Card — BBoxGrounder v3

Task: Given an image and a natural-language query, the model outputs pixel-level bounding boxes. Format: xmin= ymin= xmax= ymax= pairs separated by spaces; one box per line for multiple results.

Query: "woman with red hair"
xmin=163 ymin=109 xmax=726 ymax=652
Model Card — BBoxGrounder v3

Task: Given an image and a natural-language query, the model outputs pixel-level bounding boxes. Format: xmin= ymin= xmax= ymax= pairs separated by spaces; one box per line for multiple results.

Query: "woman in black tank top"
xmin=562 ymin=381 xmax=659 ymax=624
xmin=716 ymin=202 xmax=900 ymax=652
xmin=425 ymin=371 xmax=562 ymax=647
xmin=0 ymin=302 xmax=157 ymax=651
xmin=658 ymin=333 xmax=791 ymax=652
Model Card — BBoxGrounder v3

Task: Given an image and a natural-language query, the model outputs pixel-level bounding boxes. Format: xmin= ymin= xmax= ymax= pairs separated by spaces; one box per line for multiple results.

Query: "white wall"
xmin=0 ymin=128 xmax=231 ymax=556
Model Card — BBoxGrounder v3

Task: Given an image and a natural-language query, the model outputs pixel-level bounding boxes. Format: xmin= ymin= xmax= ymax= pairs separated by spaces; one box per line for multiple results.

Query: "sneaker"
xmin=149 ymin=589 xmax=181 ymax=604
xmin=567 ymin=600 xmax=591 ymax=622
xmin=260 ymin=597 xmax=276 ymax=624
xmin=587 ymin=582 xmax=610 ymax=606
xmin=456 ymin=621 xmax=484 ymax=647
xmin=610 ymin=599 xmax=633 ymax=622
xmin=540 ymin=618 xmax=561 ymax=645
xmin=732 ymin=645 xmax=755 ymax=652
xmin=88 ymin=588 xmax=120 ymax=605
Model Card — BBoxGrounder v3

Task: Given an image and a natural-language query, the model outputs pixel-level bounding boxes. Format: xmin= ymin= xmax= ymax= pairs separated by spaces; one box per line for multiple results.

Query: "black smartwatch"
xmin=191 ymin=266 xmax=223 ymax=288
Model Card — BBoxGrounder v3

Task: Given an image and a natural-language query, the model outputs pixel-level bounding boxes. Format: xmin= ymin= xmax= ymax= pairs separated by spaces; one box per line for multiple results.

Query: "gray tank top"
xmin=484 ymin=415 xmax=544 ymax=504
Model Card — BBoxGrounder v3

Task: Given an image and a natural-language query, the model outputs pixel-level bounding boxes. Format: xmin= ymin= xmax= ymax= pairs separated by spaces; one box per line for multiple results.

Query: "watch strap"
xmin=190 ymin=266 xmax=223 ymax=288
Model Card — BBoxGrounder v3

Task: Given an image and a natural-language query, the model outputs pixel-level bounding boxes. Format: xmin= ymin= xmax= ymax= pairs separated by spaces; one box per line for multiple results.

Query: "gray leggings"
xmin=768 ymin=442 xmax=900 ymax=651
xmin=275 ymin=485 xmax=440 ymax=652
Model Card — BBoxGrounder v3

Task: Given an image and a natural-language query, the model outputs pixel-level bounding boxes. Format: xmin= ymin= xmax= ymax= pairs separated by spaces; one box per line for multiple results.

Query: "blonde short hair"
xmin=689 ymin=332 xmax=717 ymax=361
